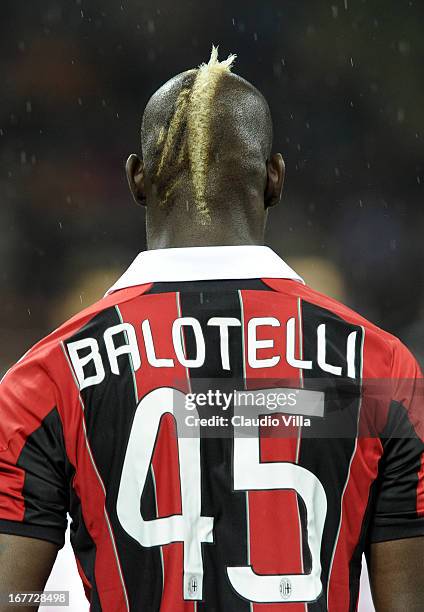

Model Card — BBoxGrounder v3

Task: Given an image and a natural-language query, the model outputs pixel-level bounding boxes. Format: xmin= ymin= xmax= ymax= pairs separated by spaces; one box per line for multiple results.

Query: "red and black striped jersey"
xmin=1 ymin=245 xmax=423 ymax=611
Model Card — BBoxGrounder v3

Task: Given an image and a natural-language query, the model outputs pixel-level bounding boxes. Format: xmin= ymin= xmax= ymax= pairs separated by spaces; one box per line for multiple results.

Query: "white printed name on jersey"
xmin=67 ymin=316 xmax=358 ymax=390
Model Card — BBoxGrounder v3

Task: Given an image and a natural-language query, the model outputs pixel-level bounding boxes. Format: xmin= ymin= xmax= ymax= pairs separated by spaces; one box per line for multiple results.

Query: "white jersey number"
xmin=117 ymin=388 xmax=327 ymax=603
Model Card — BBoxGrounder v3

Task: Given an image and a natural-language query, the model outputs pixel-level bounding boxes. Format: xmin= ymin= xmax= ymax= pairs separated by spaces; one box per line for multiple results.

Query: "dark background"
xmin=1 ymin=0 xmax=423 ymax=373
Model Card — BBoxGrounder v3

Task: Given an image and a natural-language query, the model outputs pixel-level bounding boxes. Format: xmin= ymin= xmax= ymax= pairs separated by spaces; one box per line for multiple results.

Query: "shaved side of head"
xmin=140 ymin=47 xmax=274 ymax=226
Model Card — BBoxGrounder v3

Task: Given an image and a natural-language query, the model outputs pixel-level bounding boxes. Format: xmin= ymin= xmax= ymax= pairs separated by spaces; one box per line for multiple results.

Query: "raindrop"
xmin=397 ymin=108 xmax=405 ymax=123
xmin=334 ymin=167 xmax=340 ymax=177
xmin=398 ymin=40 xmax=411 ymax=56
xmin=20 ymin=151 xmax=27 ymax=165
xmin=331 ymin=6 xmax=338 ymax=18
xmin=26 ymin=101 xmax=32 ymax=113
xmin=253 ymin=32 xmax=258 ymax=41
xmin=350 ymin=57 xmax=354 ymax=67
xmin=273 ymin=63 xmax=283 ymax=77
xmin=147 ymin=19 xmax=155 ymax=33
xmin=59 ymin=221 xmax=63 ymax=230
xmin=344 ymin=0 xmax=348 ymax=10
xmin=78 ymin=97 xmax=83 ymax=106
xmin=417 ymin=176 xmax=421 ymax=185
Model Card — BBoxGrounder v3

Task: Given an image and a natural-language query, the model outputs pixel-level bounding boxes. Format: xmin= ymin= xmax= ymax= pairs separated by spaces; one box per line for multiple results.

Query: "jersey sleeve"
xmin=368 ymin=340 xmax=424 ymax=543
xmin=0 ymin=352 xmax=69 ymax=547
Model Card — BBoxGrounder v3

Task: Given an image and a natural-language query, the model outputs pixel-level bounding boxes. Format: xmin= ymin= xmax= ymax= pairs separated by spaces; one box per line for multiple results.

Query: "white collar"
xmin=106 ymin=245 xmax=304 ymax=294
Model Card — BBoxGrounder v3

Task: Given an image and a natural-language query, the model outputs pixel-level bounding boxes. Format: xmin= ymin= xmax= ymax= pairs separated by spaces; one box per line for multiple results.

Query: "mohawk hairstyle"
xmin=150 ymin=46 xmax=237 ymax=224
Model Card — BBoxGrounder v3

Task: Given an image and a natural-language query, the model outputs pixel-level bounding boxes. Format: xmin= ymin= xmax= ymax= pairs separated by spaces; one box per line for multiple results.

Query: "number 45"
xmin=117 ymin=388 xmax=327 ymax=603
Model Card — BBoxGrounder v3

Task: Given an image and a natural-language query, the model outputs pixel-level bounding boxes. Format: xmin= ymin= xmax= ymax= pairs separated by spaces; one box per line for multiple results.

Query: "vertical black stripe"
xmin=18 ymin=407 xmax=70 ymax=534
xmin=179 ymin=287 xmax=250 ymax=612
xmin=367 ymin=401 xmax=424 ymax=541
xmin=347 ymin=477 xmax=380 ymax=612
xmin=66 ymin=308 xmax=161 ymax=612
xmin=69 ymin=490 xmax=101 ymax=609
xmin=299 ymin=301 xmax=363 ymax=612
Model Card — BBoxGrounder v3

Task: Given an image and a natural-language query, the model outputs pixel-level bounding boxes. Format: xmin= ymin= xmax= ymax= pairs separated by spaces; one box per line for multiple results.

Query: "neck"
xmin=146 ymin=193 xmax=267 ymax=250
xmin=147 ymin=225 xmax=263 ymax=250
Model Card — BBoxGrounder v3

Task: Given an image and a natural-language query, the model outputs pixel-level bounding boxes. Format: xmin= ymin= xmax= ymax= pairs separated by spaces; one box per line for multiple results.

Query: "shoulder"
xmin=263 ymin=278 xmax=420 ymax=374
xmin=2 ymin=285 xmax=152 ymax=385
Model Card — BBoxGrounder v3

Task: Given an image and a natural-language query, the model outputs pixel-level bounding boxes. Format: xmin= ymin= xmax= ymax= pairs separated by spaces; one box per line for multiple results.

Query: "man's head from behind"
xmin=127 ymin=47 xmax=285 ymax=248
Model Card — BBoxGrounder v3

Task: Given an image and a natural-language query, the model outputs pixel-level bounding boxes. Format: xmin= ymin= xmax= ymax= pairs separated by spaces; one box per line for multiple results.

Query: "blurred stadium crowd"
xmin=1 ymin=0 xmax=423 ymax=374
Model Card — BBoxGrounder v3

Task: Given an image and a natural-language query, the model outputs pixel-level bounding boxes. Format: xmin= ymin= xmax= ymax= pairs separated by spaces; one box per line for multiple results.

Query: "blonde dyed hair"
xmin=152 ymin=46 xmax=236 ymax=223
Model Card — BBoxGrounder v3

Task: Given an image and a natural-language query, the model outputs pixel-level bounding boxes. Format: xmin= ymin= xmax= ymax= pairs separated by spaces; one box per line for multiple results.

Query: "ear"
xmin=125 ymin=154 xmax=147 ymax=207
xmin=264 ymin=153 xmax=285 ymax=209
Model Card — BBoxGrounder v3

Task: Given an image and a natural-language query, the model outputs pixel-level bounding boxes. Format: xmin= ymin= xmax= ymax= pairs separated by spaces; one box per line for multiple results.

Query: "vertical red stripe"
xmin=240 ymin=290 xmax=304 ymax=612
xmin=118 ymin=293 xmax=194 ymax=612
xmin=417 ymin=452 xmax=424 ymax=517
xmin=327 ymin=329 xmax=383 ymax=611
